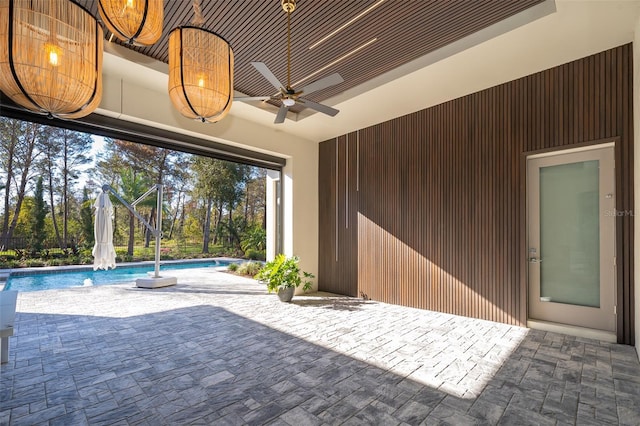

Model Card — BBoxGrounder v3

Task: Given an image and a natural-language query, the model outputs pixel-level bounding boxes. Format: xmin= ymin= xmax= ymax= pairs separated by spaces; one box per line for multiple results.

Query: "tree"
xmin=96 ymin=139 xmax=191 ymax=249
xmin=192 ymin=157 xmax=228 ymax=253
xmin=243 ymin=168 xmax=267 ymax=229
xmin=0 ymin=119 xmax=43 ymax=249
xmin=191 ymin=158 xmax=260 ymax=253
xmin=30 ymin=176 xmax=48 ymax=251
xmin=165 ymin=155 xmax=193 ymax=240
xmin=56 ymin=128 xmax=93 ymax=248
xmin=0 ymin=121 xmax=268 ymax=257
xmin=192 ymin=172 xmax=211 ymax=253
xmin=32 ymin=126 xmax=92 ymax=249
xmin=220 ymin=162 xmax=252 ymax=247
xmin=119 ymin=169 xmax=153 ymax=256
xmin=38 ymin=125 xmax=64 ymax=248
xmin=80 ymin=187 xmax=94 ymax=248
xmin=0 ymin=118 xmax=19 ymax=249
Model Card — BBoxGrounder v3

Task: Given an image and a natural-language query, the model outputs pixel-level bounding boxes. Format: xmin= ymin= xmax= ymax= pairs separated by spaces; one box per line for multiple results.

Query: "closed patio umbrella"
xmin=92 ymin=190 xmax=117 ymax=270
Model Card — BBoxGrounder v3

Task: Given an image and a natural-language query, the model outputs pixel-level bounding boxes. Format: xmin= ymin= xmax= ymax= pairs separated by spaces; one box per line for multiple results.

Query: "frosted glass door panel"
xmin=528 ymin=145 xmax=615 ymax=333
xmin=539 ymin=160 xmax=599 ymax=307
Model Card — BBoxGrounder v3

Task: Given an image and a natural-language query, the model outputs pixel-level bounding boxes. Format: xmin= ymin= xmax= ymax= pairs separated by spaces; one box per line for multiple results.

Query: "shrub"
xmin=245 ymin=249 xmax=266 ymax=261
xmin=116 ymin=254 xmax=133 ymax=263
xmin=24 ymin=259 xmax=45 ymax=267
xmin=238 ymin=261 xmax=262 ymax=276
xmin=227 ymin=263 xmax=239 ymax=272
xmin=0 ymin=260 xmax=19 ymax=269
xmin=241 ymin=226 xmax=266 ymax=252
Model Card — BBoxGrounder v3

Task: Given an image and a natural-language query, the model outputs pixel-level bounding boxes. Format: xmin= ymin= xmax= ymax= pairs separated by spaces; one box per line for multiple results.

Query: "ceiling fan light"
xmin=282 ymin=98 xmax=295 ymax=107
xmin=98 ymin=0 xmax=163 ymax=46
xmin=0 ymin=0 xmax=103 ymax=119
xmin=168 ymin=26 xmax=234 ymax=123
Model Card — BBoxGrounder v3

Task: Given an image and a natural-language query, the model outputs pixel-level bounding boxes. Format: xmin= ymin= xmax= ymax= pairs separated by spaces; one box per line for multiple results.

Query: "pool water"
xmin=4 ymin=260 xmax=230 ymax=292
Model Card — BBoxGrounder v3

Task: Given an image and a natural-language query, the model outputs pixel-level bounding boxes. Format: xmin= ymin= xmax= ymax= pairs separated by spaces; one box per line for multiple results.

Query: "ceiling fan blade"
xmin=300 ymin=73 xmax=344 ymax=96
xmin=298 ymin=98 xmax=340 ymax=117
xmin=274 ymin=104 xmax=288 ymax=124
xmin=251 ymin=62 xmax=284 ymax=92
xmin=235 ymin=96 xmax=272 ymax=102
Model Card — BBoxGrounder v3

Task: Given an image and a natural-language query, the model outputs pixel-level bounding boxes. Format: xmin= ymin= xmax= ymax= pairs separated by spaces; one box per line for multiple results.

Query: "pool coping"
xmin=0 ymin=257 xmax=244 ymax=290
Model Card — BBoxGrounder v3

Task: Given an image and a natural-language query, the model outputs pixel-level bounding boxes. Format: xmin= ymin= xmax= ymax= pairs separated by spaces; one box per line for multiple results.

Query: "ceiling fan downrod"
xmin=281 ymin=0 xmax=296 ymax=90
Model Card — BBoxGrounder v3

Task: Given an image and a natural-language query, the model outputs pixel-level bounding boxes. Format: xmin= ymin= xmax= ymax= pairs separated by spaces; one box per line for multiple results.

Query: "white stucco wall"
xmin=97 ymin=58 xmax=319 ymax=288
xmin=634 ymin=17 xmax=640 ymax=359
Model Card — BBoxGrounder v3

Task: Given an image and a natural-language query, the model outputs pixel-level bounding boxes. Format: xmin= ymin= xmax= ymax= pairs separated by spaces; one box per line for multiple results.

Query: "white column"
xmin=266 ymin=170 xmax=280 ymax=261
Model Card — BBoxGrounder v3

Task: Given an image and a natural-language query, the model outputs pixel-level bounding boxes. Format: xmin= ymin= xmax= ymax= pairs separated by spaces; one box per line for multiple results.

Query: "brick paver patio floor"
xmin=1 ymin=267 xmax=639 ymax=425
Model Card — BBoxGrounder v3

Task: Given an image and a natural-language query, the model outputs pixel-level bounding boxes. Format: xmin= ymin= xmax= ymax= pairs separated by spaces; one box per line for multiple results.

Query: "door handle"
xmin=528 ymin=257 xmax=542 ymax=263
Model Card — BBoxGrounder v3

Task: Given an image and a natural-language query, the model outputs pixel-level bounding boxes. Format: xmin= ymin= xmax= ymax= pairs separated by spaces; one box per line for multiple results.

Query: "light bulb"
xmin=49 ymin=51 xmax=59 ymax=66
xmin=198 ymin=77 xmax=205 ymax=88
xmin=282 ymin=98 xmax=295 ymax=107
xmin=126 ymin=0 xmax=135 ymax=8
xmin=44 ymin=43 xmax=61 ymax=67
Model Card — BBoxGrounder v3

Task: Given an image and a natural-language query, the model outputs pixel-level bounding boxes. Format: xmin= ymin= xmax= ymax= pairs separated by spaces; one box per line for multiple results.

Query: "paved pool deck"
xmin=1 ymin=267 xmax=639 ymax=425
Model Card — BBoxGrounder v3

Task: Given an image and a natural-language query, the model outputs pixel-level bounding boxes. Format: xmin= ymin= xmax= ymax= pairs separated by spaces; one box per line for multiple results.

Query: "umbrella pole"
xmin=154 ymin=184 xmax=163 ymax=278
xmin=101 ymin=184 xmax=176 ymax=288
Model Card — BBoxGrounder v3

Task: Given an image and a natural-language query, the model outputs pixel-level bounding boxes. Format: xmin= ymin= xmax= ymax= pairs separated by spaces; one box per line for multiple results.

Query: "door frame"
xmin=521 ymin=139 xmax=621 ymax=343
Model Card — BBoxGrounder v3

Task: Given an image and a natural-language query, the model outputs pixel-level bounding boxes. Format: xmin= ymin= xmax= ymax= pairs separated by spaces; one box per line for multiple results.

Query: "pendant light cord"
xmin=192 ymin=0 xmax=204 ymax=26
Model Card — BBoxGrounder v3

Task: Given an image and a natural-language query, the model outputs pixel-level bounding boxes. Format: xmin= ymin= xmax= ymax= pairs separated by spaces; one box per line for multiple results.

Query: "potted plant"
xmin=255 ymin=254 xmax=314 ymax=302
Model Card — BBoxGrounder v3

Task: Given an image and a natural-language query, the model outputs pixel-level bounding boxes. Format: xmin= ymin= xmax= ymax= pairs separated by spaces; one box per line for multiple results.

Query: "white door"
xmin=527 ymin=145 xmax=616 ymax=332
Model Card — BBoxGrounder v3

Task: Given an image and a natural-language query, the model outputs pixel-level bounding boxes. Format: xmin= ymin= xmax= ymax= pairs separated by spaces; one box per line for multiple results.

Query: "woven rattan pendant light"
xmin=98 ymin=0 xmax=163 ymax=46
xmin=0 ymin=0 xmax=103 ymax=119
xmin=168 ymin=0 xmax=233 ymax=123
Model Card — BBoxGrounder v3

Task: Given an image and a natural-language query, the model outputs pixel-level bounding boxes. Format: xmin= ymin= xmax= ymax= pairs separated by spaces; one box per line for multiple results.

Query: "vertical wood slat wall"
xmin=318 ymin=44 xmax=634 ymax=344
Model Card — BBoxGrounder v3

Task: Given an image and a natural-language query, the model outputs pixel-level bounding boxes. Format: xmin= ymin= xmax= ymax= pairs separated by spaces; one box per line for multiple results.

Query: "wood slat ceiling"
xmin=76 ymin=0 xmax=544 ymax=116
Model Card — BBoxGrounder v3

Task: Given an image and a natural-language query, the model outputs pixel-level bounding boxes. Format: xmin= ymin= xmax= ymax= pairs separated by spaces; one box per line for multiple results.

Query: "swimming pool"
xmin=3 ymin=260 xmax=231 ymax=292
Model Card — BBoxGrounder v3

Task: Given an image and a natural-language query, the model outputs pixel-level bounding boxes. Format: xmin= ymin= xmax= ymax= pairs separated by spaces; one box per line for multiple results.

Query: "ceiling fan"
xmin=235 ymin=0 xmax=344 ymax=124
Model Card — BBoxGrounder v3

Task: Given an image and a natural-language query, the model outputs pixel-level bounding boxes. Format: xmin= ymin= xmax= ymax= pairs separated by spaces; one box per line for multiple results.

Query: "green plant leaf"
xmin=256 ymin=254 xmax=313 ymax=294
